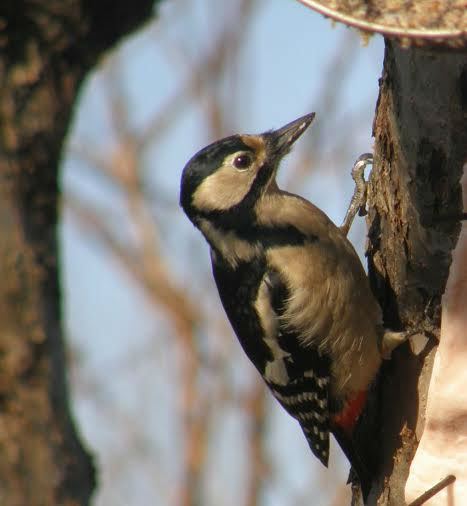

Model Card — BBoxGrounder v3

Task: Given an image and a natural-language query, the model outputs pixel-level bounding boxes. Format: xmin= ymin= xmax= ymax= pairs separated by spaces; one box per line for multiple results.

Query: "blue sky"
xmin=61 ymin=1 xmax=385 ymax=505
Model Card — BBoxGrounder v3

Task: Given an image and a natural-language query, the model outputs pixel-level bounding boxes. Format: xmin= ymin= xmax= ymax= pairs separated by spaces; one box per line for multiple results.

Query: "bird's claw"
xmin=340 ymin=153 xmax=373 ymax=236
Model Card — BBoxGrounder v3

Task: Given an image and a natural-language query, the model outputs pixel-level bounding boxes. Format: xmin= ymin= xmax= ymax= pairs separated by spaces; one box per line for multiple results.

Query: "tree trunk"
xmin=361 ymin=40 xmax=467 ymax=505
xmin=0 ymin=2 xmax=155 ymax=504
xmin=293 ymin=5 xmax=467 ymax=503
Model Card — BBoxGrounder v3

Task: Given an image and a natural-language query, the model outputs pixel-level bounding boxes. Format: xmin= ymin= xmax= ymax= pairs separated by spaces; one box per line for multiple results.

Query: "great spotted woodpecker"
xmin=179 ymin=113 xmax=405 ymax=498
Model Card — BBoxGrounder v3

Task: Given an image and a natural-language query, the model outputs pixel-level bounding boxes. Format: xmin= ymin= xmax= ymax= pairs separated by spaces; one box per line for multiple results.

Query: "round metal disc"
xmin=297 ymin=0 xmax=467 ymax=47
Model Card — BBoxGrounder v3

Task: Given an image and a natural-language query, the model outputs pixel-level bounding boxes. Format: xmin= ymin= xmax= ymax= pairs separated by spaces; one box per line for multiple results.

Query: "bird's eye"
xmin=233 ymin=153 xmax=252 ymax=170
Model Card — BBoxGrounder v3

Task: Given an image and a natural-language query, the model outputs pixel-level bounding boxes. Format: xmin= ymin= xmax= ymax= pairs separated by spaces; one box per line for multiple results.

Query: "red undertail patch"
xmin=331 ymin=390 xmax=367 ymax=433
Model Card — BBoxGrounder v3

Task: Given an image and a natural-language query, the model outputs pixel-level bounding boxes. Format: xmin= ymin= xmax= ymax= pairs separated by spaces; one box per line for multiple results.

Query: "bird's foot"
xmin=379 ymin=330 xmax=408 ymax=359
xmin=340 ymin=153 xmax=373 ymax=237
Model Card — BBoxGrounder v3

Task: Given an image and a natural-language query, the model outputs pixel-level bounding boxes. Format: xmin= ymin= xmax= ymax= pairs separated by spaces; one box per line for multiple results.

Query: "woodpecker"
xmin=180 ymin=113 xmax=405 ymax=497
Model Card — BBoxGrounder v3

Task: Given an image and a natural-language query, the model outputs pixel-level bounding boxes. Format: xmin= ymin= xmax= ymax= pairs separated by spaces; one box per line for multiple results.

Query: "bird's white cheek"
xmin=192 ymin=165 xmax=254 ymax=212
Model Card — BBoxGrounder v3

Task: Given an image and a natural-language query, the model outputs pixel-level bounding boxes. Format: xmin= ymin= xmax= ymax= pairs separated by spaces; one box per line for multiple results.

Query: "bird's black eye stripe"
xmin=233 ymin=153 xmax=252 ymax=170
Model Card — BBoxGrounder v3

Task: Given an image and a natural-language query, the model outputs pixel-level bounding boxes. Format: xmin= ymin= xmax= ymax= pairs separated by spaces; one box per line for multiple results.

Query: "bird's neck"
xmin=198 ymin=218 xmax=262 ymax=268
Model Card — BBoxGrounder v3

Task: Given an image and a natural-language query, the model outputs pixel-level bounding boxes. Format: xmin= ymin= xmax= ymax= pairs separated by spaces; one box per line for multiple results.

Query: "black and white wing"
xmin=257 ymin=269 xmax=332 ymax=466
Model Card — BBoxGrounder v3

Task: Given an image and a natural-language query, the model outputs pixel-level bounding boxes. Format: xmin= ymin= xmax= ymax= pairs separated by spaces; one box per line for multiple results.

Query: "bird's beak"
xmin=267 ymin=112 xmax=315 ymax=157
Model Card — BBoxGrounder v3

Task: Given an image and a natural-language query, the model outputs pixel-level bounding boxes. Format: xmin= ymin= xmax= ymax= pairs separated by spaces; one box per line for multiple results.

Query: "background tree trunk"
xmin=0 ymin=2 xmax=155 ymax=504
xmin=362 ymin=40 xmax=467 ymax=505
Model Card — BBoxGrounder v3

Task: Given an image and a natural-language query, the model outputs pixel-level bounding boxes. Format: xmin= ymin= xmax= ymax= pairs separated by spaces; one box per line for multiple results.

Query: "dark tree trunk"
xmin=0 ymin=1 xmax=156 ymax=504
xmin=357 ymin=40 xmax=467 ymax=505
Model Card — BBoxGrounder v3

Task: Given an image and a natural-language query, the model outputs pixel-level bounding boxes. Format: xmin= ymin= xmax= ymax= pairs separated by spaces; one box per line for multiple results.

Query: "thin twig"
xmin=407 ymin=475 xmax=456 ymax=506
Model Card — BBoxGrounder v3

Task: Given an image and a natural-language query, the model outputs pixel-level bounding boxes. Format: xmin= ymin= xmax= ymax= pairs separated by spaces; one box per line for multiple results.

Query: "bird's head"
xmin=180 ymin=112 xmax=315 ymax=223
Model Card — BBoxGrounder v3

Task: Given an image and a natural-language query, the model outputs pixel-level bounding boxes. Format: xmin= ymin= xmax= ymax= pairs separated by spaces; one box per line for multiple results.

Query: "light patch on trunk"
xmin=405 ymin=166 xmax=467 ymax=506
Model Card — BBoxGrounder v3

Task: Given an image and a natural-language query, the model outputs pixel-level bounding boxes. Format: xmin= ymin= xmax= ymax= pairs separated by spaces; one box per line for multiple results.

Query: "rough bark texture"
xmin=0 ymin=1 xmax=155 ymax=504
xmin=358 ymin=40 xmax=467 ymax=505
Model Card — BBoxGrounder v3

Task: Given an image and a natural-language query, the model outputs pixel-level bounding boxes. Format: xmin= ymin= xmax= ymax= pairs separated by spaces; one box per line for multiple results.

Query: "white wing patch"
xmin=254 ymin=270 xmax=331 ymax=466
xmin=254 ymin=274 xmax=291 ymax=386
xmin=264 ymin=356 xmax=289 ymax=386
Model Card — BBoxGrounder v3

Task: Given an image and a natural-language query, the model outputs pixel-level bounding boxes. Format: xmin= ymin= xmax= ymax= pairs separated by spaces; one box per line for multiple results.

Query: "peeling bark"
xmin=0 ymin=2 xmax=155 ymax=504
xmin=357 ymin=41 xmax=467 ymax=505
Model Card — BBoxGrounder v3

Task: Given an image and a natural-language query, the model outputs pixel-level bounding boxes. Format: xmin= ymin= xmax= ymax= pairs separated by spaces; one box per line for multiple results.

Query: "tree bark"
xmin=0 ymin=2 xmax=155 ymax=504
xmin=360 ymin=40 xmax=467 ymax=505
